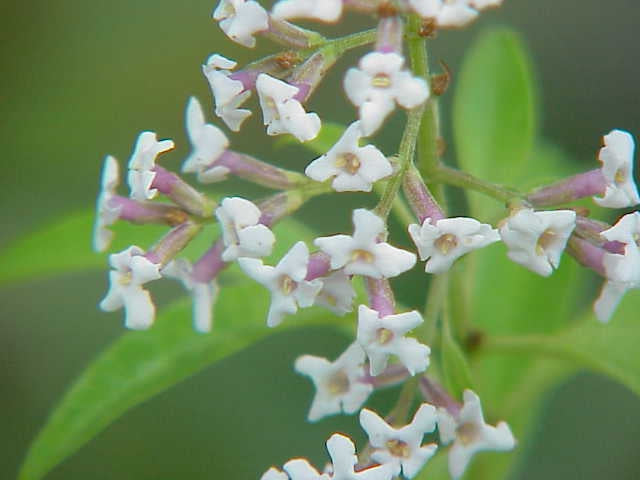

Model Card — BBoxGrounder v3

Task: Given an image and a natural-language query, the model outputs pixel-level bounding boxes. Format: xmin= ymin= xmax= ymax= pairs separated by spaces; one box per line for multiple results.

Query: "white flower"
xmin=215 ymin=197 xmax=276 ymax=262
xmin=314 ymin=209 xmax=417 ymax=279
xmin=202 ymin=54 xmax=252 ymax=131
xmin=271 ymin=0 xmax=343 ymax=23
xmin=163 ymin=259 xmax=219 ymax=333
xmin=408 ymin=217 xmax=500 ymax=274
xmin=94 ymin=155 xmax=122 ymax=252
xmin=410 ymin=0 xmax=501 ymax=28
xmin=213 ymin=0 xmax=269 ymax=48
xmin=238 ymin=241 xmax=322 ymax=327
xmin=344 ymin=53 xmax=429 ymax=136
xmin=499 ymin=208 xmax=576 ymax=277
xmin=356 ymin=305 xmax=430 ymax=376
xmin=295 ymin=343 xmax=373 ymax=421
xmin=99 ymin=246 xmax=162 ymax=330
xmin=314 ymin=271 xmax=356 ymax=315
xmin=260 ymin=468 xmax=288 ymax=480
xmin=594 ymin=212 xmax=640 ymax=322
xmin=256 ymin=74 xmax=321 ymax=142
xmin=127 ymin=131 xmax=175 ymax=201
xmin=359 ymin=404 xmax=438 ymax=479
xmin=469 ymin=0 xmax=503 ymax=9
xmin=594 ymin=129 xmax=640 ymax=208
xmin=182 ymin=96 xmax=230 ymax=183
xmin=283 ymin=459 xmax=330 ymax=480
xmin=305 ymin=121 xmax=393 ymax=192
xmin=325 ymin=433 xmax=394 ymax=480
xmin=437 ymin=390 xmax=516 ymax=479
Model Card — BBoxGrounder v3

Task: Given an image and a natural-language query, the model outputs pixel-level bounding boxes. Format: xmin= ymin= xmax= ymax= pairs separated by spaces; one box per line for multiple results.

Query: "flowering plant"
xmin=7 ymin=1 xmax=639 ymax=479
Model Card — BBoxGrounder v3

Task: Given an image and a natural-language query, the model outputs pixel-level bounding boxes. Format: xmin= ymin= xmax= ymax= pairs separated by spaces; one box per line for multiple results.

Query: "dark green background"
xmin=1 ymin=0 xmax=639 ymax=478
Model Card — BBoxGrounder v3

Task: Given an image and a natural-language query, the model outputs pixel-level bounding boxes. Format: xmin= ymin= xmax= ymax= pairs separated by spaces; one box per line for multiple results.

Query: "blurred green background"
xmin=1 ymin=0 xmax=639 ymax=478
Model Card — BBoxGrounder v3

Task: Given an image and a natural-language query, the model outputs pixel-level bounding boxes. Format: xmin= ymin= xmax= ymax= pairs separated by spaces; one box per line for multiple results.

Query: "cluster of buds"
xmin=93 ymin=0 xmax=637 ymax=478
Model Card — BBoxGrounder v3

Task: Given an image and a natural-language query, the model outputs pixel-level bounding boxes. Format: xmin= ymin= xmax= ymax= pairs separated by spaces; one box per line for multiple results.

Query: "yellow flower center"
xmin=386 ymin=439 xmax=411 ymax=458
xmin=536 ymin=228 xmax=557 ymax=256
xmin=456 ymin=422 xmax=480 ymax=446
xmin=118 ymin=272 xmax=133 ymax=286
xmin=335 ymin=152 xmax=361 ymax=175
xmin=371 ymin=73 xmax=392 ymax=88
xmin=326 ymin=370 xmax=350 ymax=395
xmin=376 ymin=328 xmax=394 ymax=345
xmin=615 ymin=168 xmax=627 ymax=184
xmin=280 ymin=275 xmax=296 ymax=295
xmin=434 ymin=233 xmax=459 ymax=255
xmin=352 ymin=249 xmax=374 ymax=263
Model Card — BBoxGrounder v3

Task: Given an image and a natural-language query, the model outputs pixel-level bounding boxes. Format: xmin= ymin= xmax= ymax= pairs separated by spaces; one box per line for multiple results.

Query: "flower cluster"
xmin=92 ymin=0 xmax=638 ymax=478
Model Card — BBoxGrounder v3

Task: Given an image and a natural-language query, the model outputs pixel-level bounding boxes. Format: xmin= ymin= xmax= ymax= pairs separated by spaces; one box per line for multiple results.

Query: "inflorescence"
xmin=93 ymin=1 xmax=639 ymax=478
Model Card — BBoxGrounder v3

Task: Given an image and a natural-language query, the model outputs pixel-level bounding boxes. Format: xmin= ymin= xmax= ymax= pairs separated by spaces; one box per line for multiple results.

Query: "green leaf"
xmin=0 ymin=209 xmax=314 ymax=286
xmin=19 ymin=283 xmax=350 ymax=480
xmin=440 ymin=319 xmax=474 ymax=399
xmin=452 ymin=28 xmax=537 ymax=218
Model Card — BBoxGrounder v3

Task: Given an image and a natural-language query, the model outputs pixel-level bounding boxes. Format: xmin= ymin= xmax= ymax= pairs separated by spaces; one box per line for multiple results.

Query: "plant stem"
xmin=326 ymin=29 xmax=377 ymax=56
xmin=434 ymin=164 xmax=523 ymax=204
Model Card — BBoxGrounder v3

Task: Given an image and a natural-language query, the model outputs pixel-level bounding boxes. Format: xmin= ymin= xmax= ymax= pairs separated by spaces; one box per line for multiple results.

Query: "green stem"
xmin=420 ymin=273 xmax=449 ymax=345
xmin=326 ymin=29 xmax=377 ymax=56
xmin=374 ymin=107 xmax=424 ymax=220
xmin=387 ymin=376 xmax=418 ymax=427
xmin=434 ymin=164 xmax=523 ymax=204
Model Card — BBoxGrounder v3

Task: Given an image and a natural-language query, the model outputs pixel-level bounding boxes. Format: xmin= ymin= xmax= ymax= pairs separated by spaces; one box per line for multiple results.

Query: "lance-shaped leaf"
xmin=19 ymin=282 xmax=351 ymax=480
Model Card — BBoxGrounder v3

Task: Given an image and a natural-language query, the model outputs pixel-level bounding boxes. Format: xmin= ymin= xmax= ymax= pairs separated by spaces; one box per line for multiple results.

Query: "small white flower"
xmin=283 ymin=459 xmax=330 ymax=480
xmin=359 ymin=404 xmax=438 ymax=479
xmin=94 ymin=155 xmax=122 ymax=252
xmin=271 ymin=0 xmax=343 ymax=23
xmin=408 ymin=217 xmax=500 ymax=274
xmin=437 ymin=390 xmax=516 ymax=480
xmin=202 ymin=54 xmax=252 ymax=131
xmin=182 ymin=96 xmax=230 ymax=184
xmin=314 ymin=271 xmax=356 ymax=315
xmin=127 ymin=131 xmax=175 ymax=201
xmin=305 ymin=121 xmax=393 ymax=192
xmin=295 ymin=343 xmax=373 ymax=421
xmin=344 ymin=52 xmax=429 ymax=136
xmin=99 ymin=246 xmax=162 ymax=330
xmin=325 ymin=433 xmax=394 ymax=480
xmin=215 ymin=197 xmax=276 ymax=262
xmin=314 ymin=209 xmax=417 ymax=279
xmin=256 ymin=74 xmax=321 ymax=142
xmin=356 ymin=305 xmax=430 ymax=376
xmin=594 ymin=212 xmax=640 ymax=322
xmin=238 ymin=241 xmax=322 ymax=327
xmin=435 ymin=0 xmax=478 ymax=27
xmin=213 ymin=0 xmax=269 ymax=48
xmin=499 ymin=208 xmax=576 ymax=277
xmin=260 ymin=467 xmax=288 ymax=480
xmin=163 ymin=259 xmax=219 ymax=333
xmin=594 ymin=129 xmax=640 ymax=208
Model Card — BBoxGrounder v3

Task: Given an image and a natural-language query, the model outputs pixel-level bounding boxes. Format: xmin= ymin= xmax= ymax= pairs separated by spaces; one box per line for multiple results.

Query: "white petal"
xmin=127 ymin=169 xmax=157 ymax=201
xmin=594 ymin=280 xmax=628 ymax=323
xmin=272 ymin=0 xmax=343 ymax=22
xmin=260 ymin=467 xmax=288 ymax=480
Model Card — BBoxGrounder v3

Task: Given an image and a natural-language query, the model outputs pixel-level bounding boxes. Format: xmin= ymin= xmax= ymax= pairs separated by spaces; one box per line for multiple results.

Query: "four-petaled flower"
xmin=238 ymin=241 xmax=322 ymax=327
xmin=94 ymin=155 xmax=122 ymax=252
xmin=305 ymin=121 xmax=393 ymax=192
xmin=409 ymin=217 xmax=500 ymax=274
xmin=99 ymin=246 xmax=162 ymax=330
xmin=594 ymin=129 xmax=640 ymax=208
xmin=271 ymin=0 xmax=343 ymax=23
xmin=359 ymin=404 xmax=438 ymax=479
xmin=499 ymin=208 xmax=576 ymax=277
xmin=295 ymin=343 xmax=373 ymax=421
xmin=256 ymin=74 xmax=321 ymax=142
xmin=409 ymin=0 xmax=502 ymax=28
xmin=594 ymin=211 xmax=640 ymax=322
xmin=325 ymin=433 xmax=394 ymax=480
xmin=437 ymin=390 xmax=516 ymax=479
xmin=314 ymin=209 xmax=417 ymax=279
xmin=127 ymin=131 xmax=175 ymax=201
xmin=356 ymin=305 xmax=430 ymax=376
xmin=216 ymin=197 xmax=276 ymax=262
xmin=182 ymin=96 xmax=231 ymax=183
xmin=314 ymin=271 xmax=356 ymax=315
xmin=202 ymin=54 xmax=252 ymax=131
xmin=213 ymin=0 xmax=269 ymax=48
xmin=344 ymin=52 xmax=429 ymax=136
